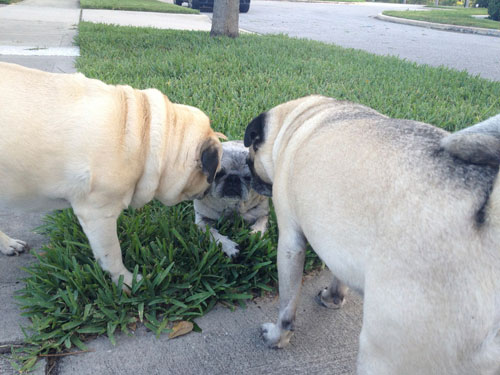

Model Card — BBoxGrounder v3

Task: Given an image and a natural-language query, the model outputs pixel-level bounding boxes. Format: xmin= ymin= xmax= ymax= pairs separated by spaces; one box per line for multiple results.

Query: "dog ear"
xmin=214 ymin=131 xmax=228 ymax=140
xmin=200 ymin=138 xmax=221 ymax=184
xmin=244 ymin=112 xmax=267 ymax=148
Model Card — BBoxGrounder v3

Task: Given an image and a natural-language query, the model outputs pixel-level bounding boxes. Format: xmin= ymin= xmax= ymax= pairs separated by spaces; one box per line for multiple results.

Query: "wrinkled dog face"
xmin=210 ymin=141 xmax=252 ymax=201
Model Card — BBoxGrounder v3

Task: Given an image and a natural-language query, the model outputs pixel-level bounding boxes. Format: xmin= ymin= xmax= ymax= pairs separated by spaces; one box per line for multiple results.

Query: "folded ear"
xmin=244 ymin=112 xmax=267 ymax=148
xmin=200 ymin=138 xmax=221 ymax=184
xmin=214 ymin=131 xmax=228 ymax=140
xmin=441 ymin=114 xmax=500 ymax=166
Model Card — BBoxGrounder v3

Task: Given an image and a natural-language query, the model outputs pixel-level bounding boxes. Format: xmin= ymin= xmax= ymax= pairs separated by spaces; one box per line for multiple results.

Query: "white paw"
xmin=220 ymin=238 xmax=240 ymax=258
xmin=250 ymin=220 xmax=268 ymax=237
xmin=260 ymin=322 xmax=293 ymax=348
xmin=112 ymin=270 xmax=143 ymax=292
xmin=250 ymin=227 xmax=266 ymax=237
xmin=0 ymin=236 xmax=28 ymax=256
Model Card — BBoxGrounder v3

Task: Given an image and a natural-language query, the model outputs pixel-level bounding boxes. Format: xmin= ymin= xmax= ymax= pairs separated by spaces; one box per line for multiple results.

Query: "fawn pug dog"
xmin=0 ymin=62 xmax=223 ymax=287
xmin=194 ymin=140 xmax=269 ymax=257
xmin=244 ymin=95 xmax=500 ymax=375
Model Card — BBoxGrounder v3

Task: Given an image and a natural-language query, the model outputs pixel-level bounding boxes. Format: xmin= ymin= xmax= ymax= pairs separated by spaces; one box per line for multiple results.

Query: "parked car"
xmin=175 ymin=0 xmax=250 ymax=13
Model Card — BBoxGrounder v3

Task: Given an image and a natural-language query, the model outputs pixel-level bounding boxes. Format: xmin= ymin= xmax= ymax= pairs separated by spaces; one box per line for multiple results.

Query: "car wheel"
xmin=239 ymin=3 xmax=249 ymax=13
xmin=174 ymin=0 xmax=183 ymax=5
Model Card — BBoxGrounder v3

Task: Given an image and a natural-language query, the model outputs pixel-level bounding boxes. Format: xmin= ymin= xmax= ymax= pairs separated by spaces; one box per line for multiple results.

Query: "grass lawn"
xmin=80 ymin=0 xmax=199 ymax=14
xmin=12 ymin=22 xmax=500 ymax=371
xmin=383 ymin=7 xmax=500 ymax=30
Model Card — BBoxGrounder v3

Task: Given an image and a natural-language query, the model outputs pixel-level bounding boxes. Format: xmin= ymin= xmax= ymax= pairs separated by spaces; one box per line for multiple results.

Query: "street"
xmin=239 ymin=1 xmax=500 ymax=81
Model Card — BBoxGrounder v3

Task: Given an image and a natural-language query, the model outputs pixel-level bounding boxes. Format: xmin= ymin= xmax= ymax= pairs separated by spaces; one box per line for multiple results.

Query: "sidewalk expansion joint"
xmin=0 ymin=46 xmax=80 ymax=56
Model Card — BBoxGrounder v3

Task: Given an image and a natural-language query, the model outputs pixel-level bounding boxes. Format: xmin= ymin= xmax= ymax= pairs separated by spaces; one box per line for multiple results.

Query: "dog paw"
xmin=221 ymin=239 xmax=240 ymax=258
xmin=250 ymin=227 xmax=266 ymax=238
xmin=260 ymin=323 xmax=293 ymax=348
xmin=112 ymin=271 xmax=143 ymax=294
xmin=0 ymin=237 xmax=28 ymax=256
xmin=315 ymin=287 xmax=345 ymax=309
xmin=250 ymin=218 xmax=268 ymax=237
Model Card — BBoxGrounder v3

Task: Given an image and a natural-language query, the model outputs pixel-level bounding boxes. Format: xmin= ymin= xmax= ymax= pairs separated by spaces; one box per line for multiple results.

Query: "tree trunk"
xmin=211 ymin=0 xmax=239 ymax=38
xmin=464 ymin=0 xmax=469 ymax=7
xmin=434 ymin=0 xmax=439 ymax=5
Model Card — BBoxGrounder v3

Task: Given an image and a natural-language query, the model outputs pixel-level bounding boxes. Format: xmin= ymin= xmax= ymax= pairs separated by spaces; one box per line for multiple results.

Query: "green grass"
xmin=80 ymin=0 xmax=199 ymax=14
xmin=426 ymin=5 xmax=485 ymax=9
xmin=383 ymin=7 xmax=500 ymax=29
xmin=14 ymin=202 xmax=314 ymax=371
xmin=12 ymin=22 xmax=500 ymax=371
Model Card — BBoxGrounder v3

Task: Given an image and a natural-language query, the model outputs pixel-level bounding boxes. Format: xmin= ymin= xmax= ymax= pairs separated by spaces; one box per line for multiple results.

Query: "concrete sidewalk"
xmin=56 ymin=271 xmax=361 ymax=375
xmin=0 ymin=0 xmax=79 ymax=72
xmin=0 ymin=1 xmax=361 ymax=374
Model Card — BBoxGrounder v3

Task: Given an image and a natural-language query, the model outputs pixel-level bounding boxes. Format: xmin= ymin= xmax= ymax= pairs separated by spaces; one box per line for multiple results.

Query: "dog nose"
xmin=223 ymin=174 xmax=242 ymax=198
xmin=226 ymin=174 xmax=240 ymax=186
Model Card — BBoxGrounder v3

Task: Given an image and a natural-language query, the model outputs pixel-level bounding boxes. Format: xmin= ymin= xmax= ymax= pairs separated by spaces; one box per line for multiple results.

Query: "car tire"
xmin=175 ymin=0 xmax=183 ymax=5
xmin=239 ymin=3 xmax=250 ymax=13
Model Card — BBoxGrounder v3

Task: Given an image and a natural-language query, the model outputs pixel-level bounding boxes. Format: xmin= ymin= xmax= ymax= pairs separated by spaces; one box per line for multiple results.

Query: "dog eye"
xmin=216 ymin=169 xmax=226 ymax=180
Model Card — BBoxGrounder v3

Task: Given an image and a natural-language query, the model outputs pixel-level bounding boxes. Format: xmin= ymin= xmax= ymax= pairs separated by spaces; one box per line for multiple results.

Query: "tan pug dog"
xmin=244 ymin=95 xmax=500 ymax=375
xmin=0 ymin=62 xmax=223 ymax=288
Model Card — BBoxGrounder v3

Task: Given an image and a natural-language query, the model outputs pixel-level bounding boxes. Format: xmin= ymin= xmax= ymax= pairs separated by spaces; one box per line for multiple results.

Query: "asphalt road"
xmin=239 ymin=1 xmax=500 ymax=82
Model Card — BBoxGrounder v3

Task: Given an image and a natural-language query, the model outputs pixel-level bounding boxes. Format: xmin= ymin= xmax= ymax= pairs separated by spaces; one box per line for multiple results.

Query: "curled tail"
xmin=443 ymin=115 xmax=500 ymax=374
xmin=441 ymin=114 xmax=500 ymax=166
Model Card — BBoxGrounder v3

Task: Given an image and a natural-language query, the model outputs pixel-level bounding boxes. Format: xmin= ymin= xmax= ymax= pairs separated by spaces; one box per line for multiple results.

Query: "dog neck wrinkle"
xmin=130 ymin=89 xmax=168 ymax=208
xmin=168 ymin=105 xmax=187 ymax=170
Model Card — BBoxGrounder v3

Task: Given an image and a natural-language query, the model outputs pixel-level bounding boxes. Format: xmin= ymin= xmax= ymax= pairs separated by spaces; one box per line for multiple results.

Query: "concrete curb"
xmin=376 ymin=13 xmax=500 ymax=38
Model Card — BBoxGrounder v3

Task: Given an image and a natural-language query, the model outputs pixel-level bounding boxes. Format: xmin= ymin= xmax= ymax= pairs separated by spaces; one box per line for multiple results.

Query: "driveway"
xmin=239 ymin=1 xmax=500 ymax=81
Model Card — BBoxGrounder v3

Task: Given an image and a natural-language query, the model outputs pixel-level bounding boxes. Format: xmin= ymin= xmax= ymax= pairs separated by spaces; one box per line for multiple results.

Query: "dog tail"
xmin=443 ymin=116 xmax=500 ymax=374
xmin=472 ymin=320 xmax=500 ymax=375
xmin=441 ymin=114 xmax=500 ymax=166
xmin=443 ymin=115 xmax=500 ymax=374
xmin=442 ymin=114 xmax=500 ymax=225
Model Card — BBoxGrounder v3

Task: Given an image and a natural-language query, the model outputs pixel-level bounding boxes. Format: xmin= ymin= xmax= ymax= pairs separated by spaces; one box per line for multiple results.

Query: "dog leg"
xmin=261 ymin=230 xmax=306 ymax=348
xmin=73 ymin=204 xmax=139 ymax=288
xmin=209 ymin=227 xmax=240 ymax=258
xmin=250 ymin=215 xmax=268 ymax=236
xmin=315 ymin=275 xmax=348 ymax=309
xmin=195 ymin=214 xmax=239 ymax=258
xmin=0 ymin=230 xmax=28 ymax=255
xmin=357 ymin=332 xmax=394 ymax=375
